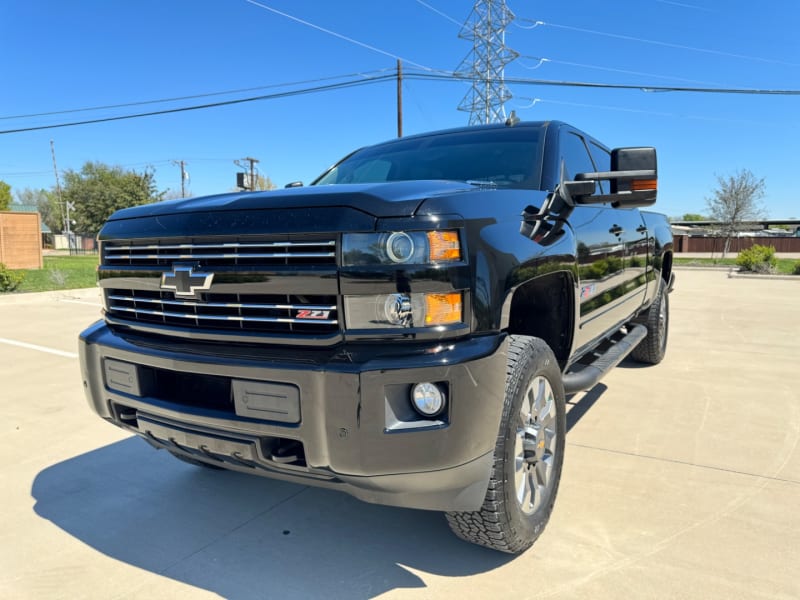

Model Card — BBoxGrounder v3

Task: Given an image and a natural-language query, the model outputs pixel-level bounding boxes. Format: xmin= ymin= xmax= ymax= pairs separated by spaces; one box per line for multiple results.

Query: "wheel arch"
xmin=503 ymin=270 xmax=575 ymax=363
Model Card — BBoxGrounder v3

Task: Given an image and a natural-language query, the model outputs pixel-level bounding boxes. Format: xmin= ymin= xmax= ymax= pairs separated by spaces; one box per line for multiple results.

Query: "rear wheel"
xmin=631 ymin=281 xmax=669 ymax=364
xmin=446 ymin=336 xmax=566 ymax=554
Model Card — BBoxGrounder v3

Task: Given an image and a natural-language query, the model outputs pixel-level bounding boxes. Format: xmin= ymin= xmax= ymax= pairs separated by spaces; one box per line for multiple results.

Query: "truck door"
xmin=558 ymin=129 xmax=648 ymax=351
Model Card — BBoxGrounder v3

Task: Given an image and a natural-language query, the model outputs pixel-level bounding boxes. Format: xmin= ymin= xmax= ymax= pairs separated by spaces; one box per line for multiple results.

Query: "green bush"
xmin=793 ymin=260 xmax=800 ymax=276
xmin=736 ymin=244 xmax=777 ymax=274
xmin=0 ymin=263 xmax=25 ymax=292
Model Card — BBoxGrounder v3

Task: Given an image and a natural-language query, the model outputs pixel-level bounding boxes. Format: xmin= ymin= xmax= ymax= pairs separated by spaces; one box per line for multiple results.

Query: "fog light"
xmin=411 ymin=382 xmax=446 ymax=417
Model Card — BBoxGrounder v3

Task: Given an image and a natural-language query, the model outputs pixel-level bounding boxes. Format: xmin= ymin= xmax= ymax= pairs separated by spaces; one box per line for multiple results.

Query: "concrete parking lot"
xmin=1 ymin=269 xmax=797 ymax=599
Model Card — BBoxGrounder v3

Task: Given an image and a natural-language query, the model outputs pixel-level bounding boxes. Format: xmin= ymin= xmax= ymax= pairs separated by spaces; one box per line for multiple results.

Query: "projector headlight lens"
xmin=385 ymin=232 xmax=415 ymax=264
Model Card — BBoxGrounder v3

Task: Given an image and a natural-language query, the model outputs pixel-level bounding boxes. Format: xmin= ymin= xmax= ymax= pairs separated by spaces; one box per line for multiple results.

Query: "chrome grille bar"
xmin=108 ymin=241 xmax=334 ymax=250
xmin=103 ymin=239 xmax=336 ymax=264
xmin=105 ymin=288 xmax=340 ymax=333
xmin=108 ymin=294 xmax=336 ymax=311
xmin=106 ymin=252 xmax=334 ymax=260
xmin=108 ymin=305 xmax=338 ymax=325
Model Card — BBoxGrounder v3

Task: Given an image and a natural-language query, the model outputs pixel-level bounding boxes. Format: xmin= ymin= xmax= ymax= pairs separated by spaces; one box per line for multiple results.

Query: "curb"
xmin=727 ymin=271 xmax=800 ymax=281
xmin=0 ymin=287 xmax=101 ymax=305
xmin=675 ymin=265 xmax=799 ymax=280
xmin=673 ymin=265 xmax=731 ymax=272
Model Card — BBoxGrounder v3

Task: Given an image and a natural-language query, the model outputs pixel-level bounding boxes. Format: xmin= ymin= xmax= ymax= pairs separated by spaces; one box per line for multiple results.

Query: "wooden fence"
xmin=673 ymin=235 xmax=800 ymax=253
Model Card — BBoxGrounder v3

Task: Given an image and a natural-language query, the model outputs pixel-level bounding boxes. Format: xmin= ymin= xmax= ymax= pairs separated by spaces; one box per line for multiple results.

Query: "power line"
xmin=655 ymin=0 xmax=715 ymax=12
xmin=515 ymin=96 xmax=777 ymax=126
xmin=518 ymin=19 xmax=800 ymax=68
xmin=2 ymin=70 xmax=798 ymax=136
xmin=243 ymin=0 xmax=438 ymax=72
xmin=518 ymin=55 xmax=724 ymax=87
xmin=414 ymin=0 xmax=463 ymax=27
xmin=0 ymin=75 xmax=396 ymax=135
xmin=406 ymin=71 xmax=800 ymax=95
xmin=0 ymin=69 xmax=393 ymax=121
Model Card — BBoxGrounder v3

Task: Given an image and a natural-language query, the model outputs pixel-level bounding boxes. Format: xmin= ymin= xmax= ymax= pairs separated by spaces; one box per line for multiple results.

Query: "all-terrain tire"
xmin=631 ymin=280 xmax=669 ymax=365
xmin=445 ymin=335 xmax=566 ymax=554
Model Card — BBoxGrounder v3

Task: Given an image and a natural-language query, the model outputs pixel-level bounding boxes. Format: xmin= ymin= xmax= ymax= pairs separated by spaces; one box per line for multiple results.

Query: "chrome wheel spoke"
xmin=543 ymin=427 xmax=557 ymax=453
xmin=518 ymin=470 xmax=533 ymax=509
xmin=514 ymin=374 xmax=558 ymax=515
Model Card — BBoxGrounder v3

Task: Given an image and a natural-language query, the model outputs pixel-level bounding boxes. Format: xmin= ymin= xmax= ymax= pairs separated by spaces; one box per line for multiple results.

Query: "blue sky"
xmin=1 ymin=0 xmax=798 ymax=218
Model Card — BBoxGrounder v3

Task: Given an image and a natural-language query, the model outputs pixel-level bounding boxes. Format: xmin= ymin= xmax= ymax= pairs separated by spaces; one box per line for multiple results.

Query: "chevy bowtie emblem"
xmin=160 ymin=264 xmax=214 ymax=298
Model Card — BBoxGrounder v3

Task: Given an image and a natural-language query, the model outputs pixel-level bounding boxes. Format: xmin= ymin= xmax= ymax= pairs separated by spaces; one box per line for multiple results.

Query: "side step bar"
xmin=562 ymin=324 xmax=647 ymax=394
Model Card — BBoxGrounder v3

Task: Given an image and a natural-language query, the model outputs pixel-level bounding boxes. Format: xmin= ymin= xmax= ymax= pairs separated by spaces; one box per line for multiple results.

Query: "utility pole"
xmin=397 ymin=59 xmax=403 ymax=138
xmin=172 ymin=160 xmax=188 ymax=197
xmin=50 ymin=139 xmax=69 ymax=239
xmin=235 ymin=157 xmax=260 ymax=190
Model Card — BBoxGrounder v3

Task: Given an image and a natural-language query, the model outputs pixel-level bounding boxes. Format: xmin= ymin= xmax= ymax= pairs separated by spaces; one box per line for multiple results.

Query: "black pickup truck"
xmin=79 ymin=120 xmax=673 ymax=554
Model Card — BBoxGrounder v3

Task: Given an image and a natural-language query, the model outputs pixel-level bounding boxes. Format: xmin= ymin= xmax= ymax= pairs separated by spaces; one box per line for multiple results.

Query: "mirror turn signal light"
xmin=631 ymin=179 xmax=657 ymax=191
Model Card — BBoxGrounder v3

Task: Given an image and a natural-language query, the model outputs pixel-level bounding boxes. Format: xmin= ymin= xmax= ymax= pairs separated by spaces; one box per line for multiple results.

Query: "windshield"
xmin=312 ymin=126 xmax=545 ymax=189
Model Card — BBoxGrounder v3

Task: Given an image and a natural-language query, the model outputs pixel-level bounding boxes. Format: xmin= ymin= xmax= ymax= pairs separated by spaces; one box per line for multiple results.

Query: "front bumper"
xmin=78 ymin=322 xmax=508 ymax=511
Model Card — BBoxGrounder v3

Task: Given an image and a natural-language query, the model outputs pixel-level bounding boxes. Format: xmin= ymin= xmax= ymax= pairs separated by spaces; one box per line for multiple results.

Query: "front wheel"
xmin=446 ymin=336 xmax=566 ymax=554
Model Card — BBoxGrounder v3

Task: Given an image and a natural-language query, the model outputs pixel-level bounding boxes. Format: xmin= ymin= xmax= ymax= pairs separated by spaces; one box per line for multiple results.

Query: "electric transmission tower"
xmin=455 ymin=0 xmax=519 ymax=125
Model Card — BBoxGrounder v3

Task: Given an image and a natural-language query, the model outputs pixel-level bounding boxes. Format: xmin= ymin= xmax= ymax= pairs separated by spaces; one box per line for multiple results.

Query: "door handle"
xmin=636 ymin=225 xmax=648 ymax=233
xmin=609 ymin=225 xmax=624 ymax=235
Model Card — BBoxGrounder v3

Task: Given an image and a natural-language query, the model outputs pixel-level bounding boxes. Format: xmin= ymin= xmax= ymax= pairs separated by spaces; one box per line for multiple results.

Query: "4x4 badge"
xmin=160 ymin=264 xmax=214 ymax=297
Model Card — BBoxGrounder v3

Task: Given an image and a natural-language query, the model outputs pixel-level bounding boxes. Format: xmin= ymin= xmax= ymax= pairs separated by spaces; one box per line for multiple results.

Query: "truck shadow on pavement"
xmin=566 ymin=383 xmax=607 ymax=433
xmin=32 ymin=437 xmax=511 ymax=599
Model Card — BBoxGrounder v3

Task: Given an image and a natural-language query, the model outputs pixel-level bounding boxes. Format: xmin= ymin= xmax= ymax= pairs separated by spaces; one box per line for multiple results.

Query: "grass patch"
xmin=675 ymin=257 xmax=798 ymax=275
xmin=4 ymin=255 xmax=99 ymax=294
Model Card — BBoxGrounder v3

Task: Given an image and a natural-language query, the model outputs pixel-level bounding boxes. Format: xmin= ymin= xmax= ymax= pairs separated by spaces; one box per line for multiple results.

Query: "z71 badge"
xmin=295 ymin=309 xmax=331 ymax=320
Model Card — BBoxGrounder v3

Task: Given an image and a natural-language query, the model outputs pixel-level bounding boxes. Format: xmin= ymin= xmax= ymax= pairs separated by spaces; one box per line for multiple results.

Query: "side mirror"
xmin=285 ymin=181 xmax=304 ymax=188
xmin=572 ymin=147 xmax=658 ymax=208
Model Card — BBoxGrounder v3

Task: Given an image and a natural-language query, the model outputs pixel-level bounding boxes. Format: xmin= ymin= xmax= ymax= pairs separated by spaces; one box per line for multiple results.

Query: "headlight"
xmin=344 ymin=292 xmax=463 ymax=329
xmin=342 ymin=230 xmax=461 ymax=266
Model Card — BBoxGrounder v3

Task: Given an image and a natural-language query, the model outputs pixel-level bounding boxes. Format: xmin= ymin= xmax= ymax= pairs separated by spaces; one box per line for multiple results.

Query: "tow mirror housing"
xmin=571 ymin=147 xmax=658 ymax=208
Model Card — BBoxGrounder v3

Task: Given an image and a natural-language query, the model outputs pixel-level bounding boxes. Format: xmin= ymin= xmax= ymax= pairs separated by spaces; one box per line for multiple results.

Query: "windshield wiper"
xmin=465 ymin=179 xmax=498 ymax=188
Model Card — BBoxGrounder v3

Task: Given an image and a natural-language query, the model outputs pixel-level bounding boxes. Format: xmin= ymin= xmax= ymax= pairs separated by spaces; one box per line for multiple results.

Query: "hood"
xmin=108 ymin=180 xmax=479 ymax=221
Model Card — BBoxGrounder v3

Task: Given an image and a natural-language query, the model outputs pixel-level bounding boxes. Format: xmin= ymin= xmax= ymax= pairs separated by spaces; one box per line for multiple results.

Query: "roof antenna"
xmin=505 ymin=110 xmax=520 ymax=127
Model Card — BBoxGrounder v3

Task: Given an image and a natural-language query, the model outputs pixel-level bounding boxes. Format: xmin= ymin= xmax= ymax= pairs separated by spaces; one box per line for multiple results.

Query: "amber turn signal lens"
xmin=631 ymin=179 xmax=657 ymax=191
xmin=424 ymin=293 xmax=462 ymax=326
xmin=427 ymin=230 xmax=461 ymax=262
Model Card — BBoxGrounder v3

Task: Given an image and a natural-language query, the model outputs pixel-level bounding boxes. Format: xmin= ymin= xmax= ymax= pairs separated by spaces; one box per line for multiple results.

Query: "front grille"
xmin=103 ymin=239 xmax=336 ymax=267
xmin=105 ymin=289 xmax=338 ymax=334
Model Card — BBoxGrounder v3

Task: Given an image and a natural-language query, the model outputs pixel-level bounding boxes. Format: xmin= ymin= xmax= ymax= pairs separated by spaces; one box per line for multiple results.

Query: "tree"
xmin=0 ymin=180 xmax=11 ymax=211
xmin=705 ymin=169 xmax=767 ymax=257
xmin=681 ymin=213 xmax=706 ymax=222
xmin=253 ymin=174 xmax=277 ymax=191
xmin=61 ymin=162 xmax=165 ymax=236
xmin=15 ymin=188 xmax=63 ymax=233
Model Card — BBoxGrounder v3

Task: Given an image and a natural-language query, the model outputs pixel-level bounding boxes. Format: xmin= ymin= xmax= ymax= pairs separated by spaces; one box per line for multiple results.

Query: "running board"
xmin=562 ymin=324 xmax=647 ymax=394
